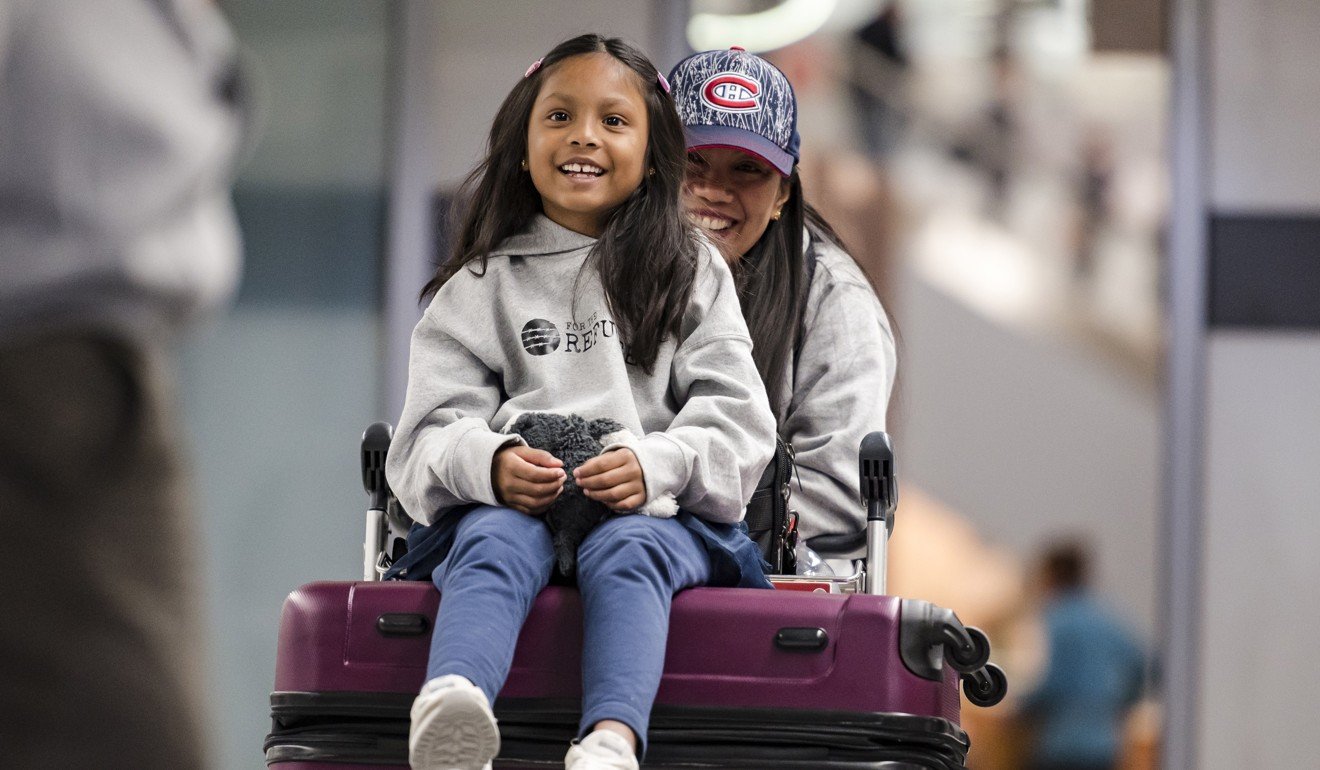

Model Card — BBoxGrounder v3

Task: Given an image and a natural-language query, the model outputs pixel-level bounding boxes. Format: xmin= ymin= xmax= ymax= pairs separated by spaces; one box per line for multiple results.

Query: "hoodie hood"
xmin=488 ymin=214 xmax=598 ymax=258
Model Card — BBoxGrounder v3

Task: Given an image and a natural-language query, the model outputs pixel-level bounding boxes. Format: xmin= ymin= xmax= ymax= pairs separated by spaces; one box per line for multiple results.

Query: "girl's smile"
xmin=527 ymin=53 xmax=650 ymax=237
xmin=558 ymin=159 xmax=606 ymax=179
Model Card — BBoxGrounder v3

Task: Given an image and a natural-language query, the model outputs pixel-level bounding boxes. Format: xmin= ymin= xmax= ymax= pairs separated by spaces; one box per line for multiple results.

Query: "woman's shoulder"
xmin=803 ymin=232 xmax=893 ymax=337
xmin=807 ymin=232 xmax=873 ymax=293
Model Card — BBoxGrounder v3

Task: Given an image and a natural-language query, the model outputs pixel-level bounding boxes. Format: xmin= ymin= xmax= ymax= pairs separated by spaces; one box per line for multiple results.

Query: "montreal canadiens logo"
xmin=700 ymin=72 xmax=761 ymax=112
xmin=520 ymin=319 xmax=561 ymax=356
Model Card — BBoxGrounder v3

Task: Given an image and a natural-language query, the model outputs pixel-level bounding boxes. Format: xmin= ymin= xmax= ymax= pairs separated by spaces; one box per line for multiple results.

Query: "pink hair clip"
xmin=657 ymin=72 xmax=671 ymax=94
xmin=524 ymin=58 xmax=544 ymax=78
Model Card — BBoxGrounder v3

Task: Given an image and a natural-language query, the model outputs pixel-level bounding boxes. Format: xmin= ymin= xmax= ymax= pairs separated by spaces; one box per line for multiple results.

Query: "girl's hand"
xmin=575 ymin=448 xmax=646 ymax=511
xmin=493 ymin=446 xmax=565 ymax=515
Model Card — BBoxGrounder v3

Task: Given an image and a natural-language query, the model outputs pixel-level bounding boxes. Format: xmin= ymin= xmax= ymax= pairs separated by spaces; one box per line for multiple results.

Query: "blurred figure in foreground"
xmin=1021 ymin=540 xmax=1145 ymax=770
xmin=0 ymin=0 xmax=247 ymax=766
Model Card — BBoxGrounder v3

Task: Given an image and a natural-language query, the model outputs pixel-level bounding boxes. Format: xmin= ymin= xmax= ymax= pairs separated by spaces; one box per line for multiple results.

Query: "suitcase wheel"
xmin=944 ymin=625 xmax=992 ymax=673
xmin=962 ymin=662 xmax=1008 ymax=707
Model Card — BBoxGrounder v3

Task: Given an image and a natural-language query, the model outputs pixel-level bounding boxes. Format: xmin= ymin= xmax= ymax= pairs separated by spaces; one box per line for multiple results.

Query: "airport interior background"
xmin=187 ymin=1 xmax=1320 ymax=768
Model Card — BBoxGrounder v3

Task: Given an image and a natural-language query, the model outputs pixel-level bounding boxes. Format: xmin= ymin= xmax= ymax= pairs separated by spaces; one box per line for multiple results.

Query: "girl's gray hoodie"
xmin=387 ymin=215 xmax=776 ymax=527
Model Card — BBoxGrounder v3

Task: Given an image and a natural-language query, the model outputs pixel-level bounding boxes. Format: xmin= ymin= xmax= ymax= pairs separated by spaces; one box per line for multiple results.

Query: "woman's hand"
xmin=492 ymin=445 xmax=565 ymax=515
xmin=575 ymin=448 xmax=646 ymax=511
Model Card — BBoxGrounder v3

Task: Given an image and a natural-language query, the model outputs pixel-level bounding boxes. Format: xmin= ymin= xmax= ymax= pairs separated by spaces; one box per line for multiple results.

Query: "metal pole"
xmin=864 ymin=516 xmax=888 ymax=595
xmin=1164 ymin=0 xmax=1209 ymax=766
xmin=364 ymin=507 xmax=384 ymax=581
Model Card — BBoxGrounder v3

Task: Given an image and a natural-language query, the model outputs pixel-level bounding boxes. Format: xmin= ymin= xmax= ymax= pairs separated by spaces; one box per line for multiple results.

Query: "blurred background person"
xmin=1020 ymin=539 xmax=1145 ymax=770
xmin=847 ymin=4 xmax=910 ymax=162
xmin=0 ymin=0 xmax=247 ymax=766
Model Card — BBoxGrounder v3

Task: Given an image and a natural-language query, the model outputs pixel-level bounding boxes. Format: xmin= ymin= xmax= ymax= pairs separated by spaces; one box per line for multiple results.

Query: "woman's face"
xmin=682 ymin=147 xmax=791 ymax=261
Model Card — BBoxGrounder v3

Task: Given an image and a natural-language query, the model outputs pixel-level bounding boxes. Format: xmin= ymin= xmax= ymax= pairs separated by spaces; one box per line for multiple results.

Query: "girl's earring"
xmin=772 ymin=209 xmax=783 ymax=221
xmin=648 ymin=167 xmax=655 ymax=177
xmin=520 ymin=159 xmax=528 ymax=171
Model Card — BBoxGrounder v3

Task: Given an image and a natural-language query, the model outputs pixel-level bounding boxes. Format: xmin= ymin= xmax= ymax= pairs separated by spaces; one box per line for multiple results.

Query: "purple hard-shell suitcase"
xmin=264 ymin=428 xmax=1006 ymax=769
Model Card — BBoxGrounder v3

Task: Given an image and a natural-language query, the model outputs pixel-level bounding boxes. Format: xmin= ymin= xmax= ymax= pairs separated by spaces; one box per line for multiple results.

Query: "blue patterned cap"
xmin=668 ymin=47 xmax=800 ymax=176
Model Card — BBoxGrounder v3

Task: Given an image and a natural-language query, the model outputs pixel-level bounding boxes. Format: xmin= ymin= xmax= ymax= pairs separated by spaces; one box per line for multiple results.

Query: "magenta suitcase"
xmin=263 ymin=428 xmax=1006 ymax=769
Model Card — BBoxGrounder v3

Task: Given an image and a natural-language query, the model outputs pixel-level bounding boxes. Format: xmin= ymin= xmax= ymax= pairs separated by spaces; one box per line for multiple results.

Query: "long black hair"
xmin=734 ymin=168 xmax=849 ymax=407
xmin=422 ymin=34 xmax=698 ymax=374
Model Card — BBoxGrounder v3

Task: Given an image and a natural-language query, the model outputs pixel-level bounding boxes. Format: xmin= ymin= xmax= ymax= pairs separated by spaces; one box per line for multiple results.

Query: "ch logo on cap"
xmin=700 ymin=72 xmax=761 ymax=113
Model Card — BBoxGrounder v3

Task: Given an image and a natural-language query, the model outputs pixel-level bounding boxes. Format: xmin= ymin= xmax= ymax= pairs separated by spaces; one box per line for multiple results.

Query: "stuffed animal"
xmin=506 ymin=412 xmax=677 ymax=575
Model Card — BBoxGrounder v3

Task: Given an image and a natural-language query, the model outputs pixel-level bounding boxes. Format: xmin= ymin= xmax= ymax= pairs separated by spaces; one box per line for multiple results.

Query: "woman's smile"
xmin=686 ymin=208 xmax=737 ymax=234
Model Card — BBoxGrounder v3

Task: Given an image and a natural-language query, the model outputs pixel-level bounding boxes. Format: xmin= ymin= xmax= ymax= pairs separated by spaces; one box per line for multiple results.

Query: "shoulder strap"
xmin=804 ymin=232 xmax=820 ymax=286
xmin=794 ymin=233 xmax=821 ymax=364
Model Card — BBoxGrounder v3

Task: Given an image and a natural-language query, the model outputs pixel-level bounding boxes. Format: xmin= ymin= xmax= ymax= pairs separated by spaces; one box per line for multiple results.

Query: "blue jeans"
xmin=425 ymin=505 xmax=712 ymax=753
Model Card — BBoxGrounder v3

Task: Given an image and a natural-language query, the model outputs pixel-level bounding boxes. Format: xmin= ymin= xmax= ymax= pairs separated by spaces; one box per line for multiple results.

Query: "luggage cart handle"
xmin=859 ymin=432 xmax=896 ymax=595
xmin=362 ymin=422 xmax=393 ymax=509
xmin=361 ymin=422 xmax=393 ymax=581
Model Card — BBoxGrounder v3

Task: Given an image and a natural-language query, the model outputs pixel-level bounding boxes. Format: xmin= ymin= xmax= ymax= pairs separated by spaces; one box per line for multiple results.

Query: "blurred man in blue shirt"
xmin=1022 ymin=541 xmax=1146 ymax=770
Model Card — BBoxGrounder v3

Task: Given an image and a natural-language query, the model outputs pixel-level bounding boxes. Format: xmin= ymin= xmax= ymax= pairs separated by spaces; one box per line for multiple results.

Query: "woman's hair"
xmin=422 ymin=34 xmax=698 ymax=374
xmin=734 ymin=168 xmax=849 ymax=407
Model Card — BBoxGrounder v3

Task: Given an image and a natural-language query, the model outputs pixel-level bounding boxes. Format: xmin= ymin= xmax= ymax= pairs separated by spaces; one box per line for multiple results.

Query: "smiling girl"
xmin=384 ymin=35 xmax=775 ymax=770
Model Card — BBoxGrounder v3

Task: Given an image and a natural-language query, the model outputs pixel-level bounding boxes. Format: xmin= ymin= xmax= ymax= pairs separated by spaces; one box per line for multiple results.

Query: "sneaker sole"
xmin=409 ymin=687 xmax=500 ymax=770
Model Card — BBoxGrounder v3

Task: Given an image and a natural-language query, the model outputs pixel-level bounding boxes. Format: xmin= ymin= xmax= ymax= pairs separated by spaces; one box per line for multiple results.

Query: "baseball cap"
xmin=668 ymin=46 xmax=801 ymax=176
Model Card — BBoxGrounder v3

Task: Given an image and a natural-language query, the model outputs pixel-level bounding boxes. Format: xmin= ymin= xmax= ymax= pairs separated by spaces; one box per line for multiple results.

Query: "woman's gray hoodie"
xmin=387 ymin=215 xmax=776 ymax=528
xmin=777 ymin=232 xmax=897 ymax=560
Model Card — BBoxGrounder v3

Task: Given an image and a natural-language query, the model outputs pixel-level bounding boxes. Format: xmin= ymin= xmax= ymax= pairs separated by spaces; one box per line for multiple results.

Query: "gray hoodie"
xmin=778 ymin=232 xmax=897 ymax=559
xmin=387 ymin=215 xmax=776 ymax=527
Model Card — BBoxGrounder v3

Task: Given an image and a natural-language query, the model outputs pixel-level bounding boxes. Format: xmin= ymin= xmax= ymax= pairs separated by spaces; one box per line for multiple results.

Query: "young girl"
xmin=384 ymin=35 xmax=776 ymax=770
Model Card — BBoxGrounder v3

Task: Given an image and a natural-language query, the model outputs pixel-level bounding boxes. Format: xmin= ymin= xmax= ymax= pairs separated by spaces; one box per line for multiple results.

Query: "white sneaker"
xmin=408 ymin=675 xmax=499 ymax=770
xmin=564 ymin=729 xmax=640 ymax=770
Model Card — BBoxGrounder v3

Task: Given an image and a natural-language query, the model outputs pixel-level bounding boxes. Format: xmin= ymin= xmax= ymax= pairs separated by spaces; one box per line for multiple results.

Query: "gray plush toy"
xmin=506 ymin=412 xmax=677 ymax=575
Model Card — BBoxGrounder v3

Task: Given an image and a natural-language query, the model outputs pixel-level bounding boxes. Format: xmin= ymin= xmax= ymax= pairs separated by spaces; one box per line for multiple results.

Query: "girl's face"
xmin=682 ymin=147 xmax=791 ymax=262
xmin=526 ymin=53 xmax=650 ymax=238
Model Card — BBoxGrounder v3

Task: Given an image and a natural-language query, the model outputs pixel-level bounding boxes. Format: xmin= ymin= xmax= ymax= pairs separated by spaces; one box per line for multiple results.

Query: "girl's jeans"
xmin=426 ymin=505 xmax=711 ymax=751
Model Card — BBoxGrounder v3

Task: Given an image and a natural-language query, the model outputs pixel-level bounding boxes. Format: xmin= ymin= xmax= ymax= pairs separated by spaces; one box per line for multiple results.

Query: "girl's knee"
xmin=448 ymin=506 xmax=553 ymax=569
xmin=577 ymin=515 xmax=703 ymax=587
xmin=579 ymin=515 xmax=664 ymax=558
xmin=461 ymin=505 xmax=548 ymax=540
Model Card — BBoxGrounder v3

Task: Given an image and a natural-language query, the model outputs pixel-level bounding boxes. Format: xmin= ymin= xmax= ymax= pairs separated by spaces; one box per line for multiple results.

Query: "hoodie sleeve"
xmin=385 ymin=298 xmax=525 ymax=525
xmin=629 ymin=244 xmax=777 ymax=524
xmin=782 ymin=252 xmax=897 ymax=558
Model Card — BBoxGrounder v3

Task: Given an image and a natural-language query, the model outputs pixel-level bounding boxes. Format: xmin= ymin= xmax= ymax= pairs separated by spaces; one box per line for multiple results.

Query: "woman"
xmin=668 ymin=48 xmax=898 ymax=575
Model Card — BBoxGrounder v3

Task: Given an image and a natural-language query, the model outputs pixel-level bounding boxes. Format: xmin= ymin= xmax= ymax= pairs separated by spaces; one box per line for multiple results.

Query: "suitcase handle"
xmin=774 ymin=627 xmax=829 ymax=651
xmin=859 ymin=432 xmax=896 ymax=595
xmin=362 ymin=422 xmax=395 ymax=581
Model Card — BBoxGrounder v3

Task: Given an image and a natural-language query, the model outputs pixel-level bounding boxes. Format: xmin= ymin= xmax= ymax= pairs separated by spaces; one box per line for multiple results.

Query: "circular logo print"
xmin=520 ymin=319 xmax=561 ymax=356
xmin=701 ymin=72 xmax=761 ymax=112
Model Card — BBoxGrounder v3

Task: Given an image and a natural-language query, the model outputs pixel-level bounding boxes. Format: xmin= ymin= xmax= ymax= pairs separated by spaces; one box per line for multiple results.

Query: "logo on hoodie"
xmin=520 ymin=319 xmax=561 ymax=355
xmin=520 ymin=312 xmax=617 ymax=357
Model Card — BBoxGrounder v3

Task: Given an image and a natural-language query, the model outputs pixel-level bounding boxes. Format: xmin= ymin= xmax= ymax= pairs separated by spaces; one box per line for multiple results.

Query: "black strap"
xmin=794 ymin=234 xmax=820 ymax=365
